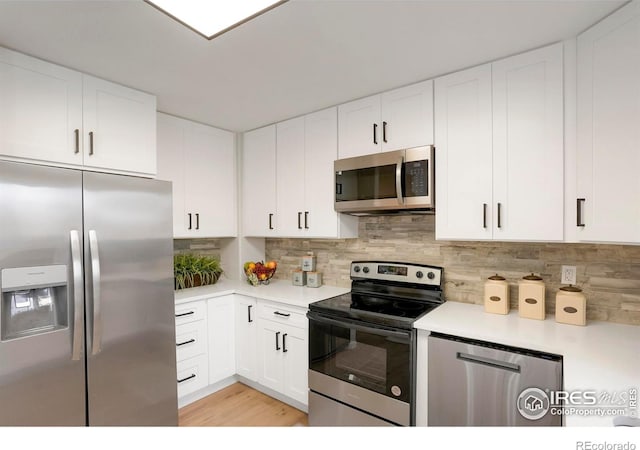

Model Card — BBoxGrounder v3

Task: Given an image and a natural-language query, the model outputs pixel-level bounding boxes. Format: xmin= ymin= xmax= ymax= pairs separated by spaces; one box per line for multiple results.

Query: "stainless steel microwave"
xmin=334 ymin=145 xmax=434 ymax=215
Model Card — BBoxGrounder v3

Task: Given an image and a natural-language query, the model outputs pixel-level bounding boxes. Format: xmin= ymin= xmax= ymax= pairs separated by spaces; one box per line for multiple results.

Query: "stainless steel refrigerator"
xmin=0 ymin=160 xmax=178 ymax=426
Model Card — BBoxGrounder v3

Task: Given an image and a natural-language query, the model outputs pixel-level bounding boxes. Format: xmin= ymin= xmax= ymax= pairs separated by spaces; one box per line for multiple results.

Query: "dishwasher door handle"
xmin=456 ymin=352 xmax=521 ymax=373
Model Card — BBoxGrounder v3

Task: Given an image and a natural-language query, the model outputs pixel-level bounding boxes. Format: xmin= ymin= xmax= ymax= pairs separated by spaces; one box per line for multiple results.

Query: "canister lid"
xmin=522 ymin=273 xmax=543 ymax=281
xmin=560 ymin=285 xmax=582 ymax=292
xmin=488 ymin=274 xmax=506 ymax=281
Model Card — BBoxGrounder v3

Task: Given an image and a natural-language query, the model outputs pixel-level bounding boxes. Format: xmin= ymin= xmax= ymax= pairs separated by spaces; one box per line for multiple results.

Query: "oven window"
xmin=309 ymin=316 xmax=411 ymax=402
xmin=335 ymin=164 xmax=397 ymax=202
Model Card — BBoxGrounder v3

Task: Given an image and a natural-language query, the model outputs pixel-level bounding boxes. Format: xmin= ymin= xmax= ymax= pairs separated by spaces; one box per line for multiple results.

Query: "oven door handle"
xmin=307 ymin=311 xmax=411 ymax=339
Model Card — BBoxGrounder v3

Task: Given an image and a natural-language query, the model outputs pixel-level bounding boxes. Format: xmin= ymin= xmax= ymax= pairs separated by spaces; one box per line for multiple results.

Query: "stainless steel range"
xmin=307 ymin=261 xmax=444 ymax=426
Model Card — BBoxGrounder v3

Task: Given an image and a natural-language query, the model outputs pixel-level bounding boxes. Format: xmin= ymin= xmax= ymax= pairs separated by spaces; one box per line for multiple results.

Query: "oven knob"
xmin=362 ymin=267 xmax=370 ymax=274
xmin=416 ymin=271 xmax=424 ymax=279
xmin=427 ymin=271 xmax=435 ymax=280
xmin=353 ymin=266 xmax=361 ymax=273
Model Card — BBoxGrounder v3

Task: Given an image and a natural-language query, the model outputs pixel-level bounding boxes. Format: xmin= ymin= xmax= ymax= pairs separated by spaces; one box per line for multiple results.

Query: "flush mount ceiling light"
xmin=145 ymin=0 xmax=288 ymax=40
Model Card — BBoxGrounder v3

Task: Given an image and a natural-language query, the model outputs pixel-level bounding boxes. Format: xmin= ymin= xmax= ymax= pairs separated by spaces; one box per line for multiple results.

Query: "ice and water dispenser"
xmin=1 ymin=265 xmax=68 ymax=341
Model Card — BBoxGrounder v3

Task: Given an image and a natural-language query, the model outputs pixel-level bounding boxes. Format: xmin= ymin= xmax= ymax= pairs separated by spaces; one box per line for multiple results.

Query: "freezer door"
xmin=0 ymin=161 xmax=86 ymax=426
xmin=428 ymin=334 xmax=562 ymax=426
xmin=83 ymin=172 xmax=177 ymax=426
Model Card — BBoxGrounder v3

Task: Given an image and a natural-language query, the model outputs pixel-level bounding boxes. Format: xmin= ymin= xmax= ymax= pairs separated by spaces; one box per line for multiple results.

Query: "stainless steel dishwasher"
xmin=428 ymin=333 xmax=563 ymax=426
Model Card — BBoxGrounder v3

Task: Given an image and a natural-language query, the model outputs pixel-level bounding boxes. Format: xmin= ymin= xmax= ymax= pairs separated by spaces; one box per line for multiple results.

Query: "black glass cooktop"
xmin=308 ymin=292 xmax=442 ymax=329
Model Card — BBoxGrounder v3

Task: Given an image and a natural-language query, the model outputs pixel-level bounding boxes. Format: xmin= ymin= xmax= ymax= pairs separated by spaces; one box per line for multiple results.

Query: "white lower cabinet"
xmin=235 ymin=295 xmax=258 ymax=381
xmin=257 ymin=301 xmax=308 ymax=405
xmin=176 ymin=294 xmax=309 ymax=409
xmin=208 ymin=295 xmax=236 ymax=384
xmin=174 ymin=300 xmax=209 ymax=399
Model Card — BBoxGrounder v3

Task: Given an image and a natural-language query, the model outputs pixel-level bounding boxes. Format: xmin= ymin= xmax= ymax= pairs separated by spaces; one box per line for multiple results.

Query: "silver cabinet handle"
xmin=89 ymin=230 xmax=102 ymax=355
xmin=70 ymin=230 xmax=83 ymax=361
xmin=89 ymin=131 xmax=94 ymax=156
xmin=456 ymin=352 xmax=521 ymax=373
xmin=395 ymin=157 xmax=404 ymax=205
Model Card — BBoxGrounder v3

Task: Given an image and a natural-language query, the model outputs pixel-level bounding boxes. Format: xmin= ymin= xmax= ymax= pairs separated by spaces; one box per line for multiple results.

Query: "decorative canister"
xmin=555 ymin=285 xmax=586 ymax=326
xmin=301 ymin=252 xmax=316 ymax=272
xmin=306 ymin=272 xmax=323 ymax=288
xmin=484 ymin=274 xmax=510 ymax=315
xmin=292 ymin=269 xmax=307 ymax=286
xmin=518 ymin=273 xmax=546 ymax=320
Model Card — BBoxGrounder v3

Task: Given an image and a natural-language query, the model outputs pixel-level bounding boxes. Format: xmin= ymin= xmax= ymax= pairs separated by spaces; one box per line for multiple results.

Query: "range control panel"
xmin=350 ymin=261 xmax=442 ymax=287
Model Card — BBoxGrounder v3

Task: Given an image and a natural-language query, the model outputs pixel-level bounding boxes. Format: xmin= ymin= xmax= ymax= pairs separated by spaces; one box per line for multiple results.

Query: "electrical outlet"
xmin=561 ymin=265 xmax=577 ymax=285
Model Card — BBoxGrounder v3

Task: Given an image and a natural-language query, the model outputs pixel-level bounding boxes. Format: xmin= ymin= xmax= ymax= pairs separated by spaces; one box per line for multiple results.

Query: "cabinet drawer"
xmin=258 ymin=301 xmax=307 ymax=329
xmin=175 ymin=320 xmax=207 ymax=362
xmin=176 ymin=354 xmax=209 ymax=398
xmin=175 ymin=300 xmax=206 ymax=325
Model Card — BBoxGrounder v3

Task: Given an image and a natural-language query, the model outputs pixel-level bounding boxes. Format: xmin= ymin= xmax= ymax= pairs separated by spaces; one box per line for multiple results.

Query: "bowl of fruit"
xmin=244 ymin=260 xmax=277 ymax=286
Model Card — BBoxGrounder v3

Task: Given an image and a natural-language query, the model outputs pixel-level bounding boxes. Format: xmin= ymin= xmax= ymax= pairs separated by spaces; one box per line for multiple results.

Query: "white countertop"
xmin=414 ymin=301 xmax=640 ymax=426
xmin=174 ymin=277 xmax=350 ymax=308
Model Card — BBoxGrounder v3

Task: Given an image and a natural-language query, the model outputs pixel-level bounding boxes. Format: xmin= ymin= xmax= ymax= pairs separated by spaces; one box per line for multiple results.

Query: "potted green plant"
xmin=174 ymin=253 xmax=223 ymax=290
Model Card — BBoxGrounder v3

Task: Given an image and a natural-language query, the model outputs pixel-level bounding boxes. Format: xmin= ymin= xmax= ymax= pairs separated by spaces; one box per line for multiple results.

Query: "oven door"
xmin=307 ymin=311 xmax=414 ymax=426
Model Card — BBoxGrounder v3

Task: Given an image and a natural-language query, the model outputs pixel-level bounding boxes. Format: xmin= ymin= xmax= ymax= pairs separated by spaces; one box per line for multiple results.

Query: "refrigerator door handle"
xmin=89 ymin=230 xmax=102 ymax=355
xmin=70 ymin=230 xmax=83 ymax=361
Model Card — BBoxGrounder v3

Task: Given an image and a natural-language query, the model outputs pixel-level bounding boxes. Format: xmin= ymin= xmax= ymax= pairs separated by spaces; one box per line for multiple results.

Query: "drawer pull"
xmin=273 ymin=311 xmax=291 ymax=317
xmin=175 ymin=311 xmax=195 ymax=318
xmin=177 ymin=374 xmax=196 ymax=383
xmin=176 ymin=338 xmax=195 ymax=347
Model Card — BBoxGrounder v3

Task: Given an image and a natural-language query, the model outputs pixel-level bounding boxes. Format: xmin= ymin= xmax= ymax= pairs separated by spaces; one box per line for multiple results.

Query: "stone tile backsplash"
xmin=266 ymin=215 xmax=640 ymax=326
xmin=174 ymin=238 xmax=222 ymax=261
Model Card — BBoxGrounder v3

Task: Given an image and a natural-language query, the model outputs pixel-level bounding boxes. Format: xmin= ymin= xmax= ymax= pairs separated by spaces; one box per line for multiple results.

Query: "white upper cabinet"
xmin=337 ymin=94 xmax=381 ymax=158
xmin=577 ymin=1 xmax=640 ymax=244
xmin=0 ymin=47 xmax=83 ymax=166
xmin=436 ymin=43 xmax=564 ymax=241
xmin=492 ymin=43 xmax=564 ymax=241
xmin=242 ymin=125 xmax=277 ymax=236
xmin=82 ymin=75 xmax=157 ymax=176
xmin=0 ymin=46 xmax=157 ymax=176
xmin=338 ymin=79 xmax=434 ymax=158
xmin=380 ymin=79 xmax=434 ymax=151
xmin=157 ymin=113 xmax=237 ymax=238
xmin=276 ymin=116 xmax=306 ymax=237
xmin=243 ymin=108 xmax=358 ymax=239
xmin=435 ymin=64 xmax=494 ymax=241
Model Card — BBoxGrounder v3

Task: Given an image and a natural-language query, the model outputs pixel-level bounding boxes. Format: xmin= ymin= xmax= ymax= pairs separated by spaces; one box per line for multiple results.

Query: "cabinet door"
xmin=156 ymin=113 xmax=186 ymax=236
xmin=577 ymin=2 xmax=640 ymax=243
xmin=184 ymin=122 xmax=237 ymax=237
xmin=276 ymin=116 xmax=306 ymax=237
xmin=304 ymin=107 xmax=339 ymax=237
xmin=337 ymin=94 xmax=382 ymax=158
xmin=242 ymin=125 xmax=277 ymax=236
xmin=234 ymin=296 xmax=257 ymax=381
xmin=82 ymin=75 xmax=156 ymax=176
xmin=281 ymin=324 xmax=308 ymax=405
xmin=435 ymin=64 xmax=493 ymax=240
xmin=257 ymin=319 xmax=284 ymax=393
xmin=492 ymin=43 xmax=564 ymax=241
xmin=0 ymin=47 xmax=83 ymax=166
xmin=380 ymin=79 xmax=434 ymax=151
xmin=208 ymin=296 xmax=236 ymax=384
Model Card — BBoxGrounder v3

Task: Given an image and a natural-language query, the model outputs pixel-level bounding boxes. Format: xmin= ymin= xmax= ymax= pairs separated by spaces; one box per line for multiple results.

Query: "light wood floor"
xmin=178 ymin=382 xmax=308 ymax=427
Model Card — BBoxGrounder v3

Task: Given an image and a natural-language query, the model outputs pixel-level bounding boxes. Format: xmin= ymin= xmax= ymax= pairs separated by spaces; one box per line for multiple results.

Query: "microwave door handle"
xmin=396 ymin=157 xmax=404 ymax=205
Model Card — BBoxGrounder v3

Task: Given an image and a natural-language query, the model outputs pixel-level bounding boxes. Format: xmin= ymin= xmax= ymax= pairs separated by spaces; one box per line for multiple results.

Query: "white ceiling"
xmin=0 ymin=0 xmax=627 ymax=132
